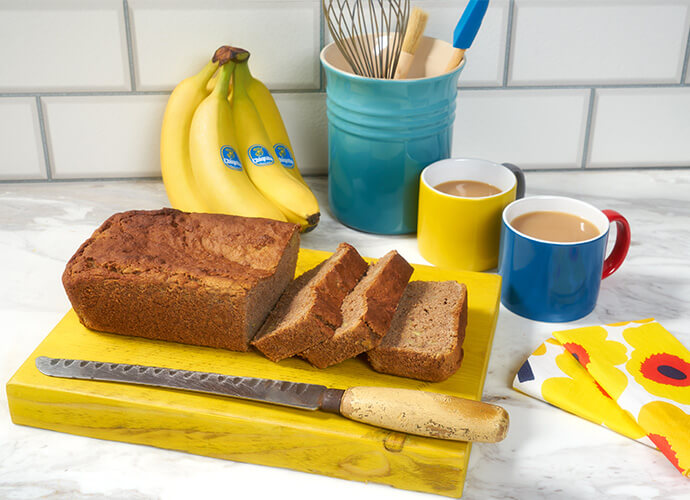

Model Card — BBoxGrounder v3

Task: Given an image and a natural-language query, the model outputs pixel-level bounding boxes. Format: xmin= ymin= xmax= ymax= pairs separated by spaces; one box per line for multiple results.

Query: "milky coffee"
xmin=511 ymin=211 xmax=600 ymax=243
xmin=434 ymin=180 xmax=501 ymax=198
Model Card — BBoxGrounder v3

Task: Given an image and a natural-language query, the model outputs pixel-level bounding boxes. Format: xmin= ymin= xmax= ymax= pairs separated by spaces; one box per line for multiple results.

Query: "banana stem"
xmin=198 ymin=59 xmax=220 ymax=83
xmin=212 ymin=61 xmax=235 ymax=99
xmin=232 ymin=62 xmax=251 ymax=98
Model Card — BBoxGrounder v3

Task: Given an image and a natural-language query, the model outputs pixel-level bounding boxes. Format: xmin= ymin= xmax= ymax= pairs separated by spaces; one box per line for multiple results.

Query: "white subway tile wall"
xmin=0 ymin=0 xmax=130 ymax=92
xmin=129 ymin=0 xmax=321 ymax=91
xmin=43 ymin=95 xmax=167 ymax=179
xmin=453 ymin=89 xmax=590 ymax=168
xmin=588 ymin=88 xmax=690 ymax=168
xmin=0 ymin=98 xmax=46 ymax=179
xmin=273 ymin=94 xmax=328 ymax=176
xmin=1 ymin=0 xmax=689 ymax=181
xmin=509 ymin=0 xmax=690 ymax=85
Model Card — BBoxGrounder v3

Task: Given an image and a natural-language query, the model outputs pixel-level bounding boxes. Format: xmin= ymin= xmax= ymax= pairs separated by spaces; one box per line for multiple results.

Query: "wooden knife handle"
xmin=339 ymin=386 xmax=509 ymax=442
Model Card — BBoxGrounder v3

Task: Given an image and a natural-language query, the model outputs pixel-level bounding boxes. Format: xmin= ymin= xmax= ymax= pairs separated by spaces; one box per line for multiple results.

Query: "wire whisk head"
xmin=323 ymin=0 xmax=411 ymax=79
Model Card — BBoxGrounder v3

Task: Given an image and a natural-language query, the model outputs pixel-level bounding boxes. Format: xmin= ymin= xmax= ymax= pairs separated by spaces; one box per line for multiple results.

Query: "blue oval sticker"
xmin=220 ymin=145 xmax=242 ymax=171
xmin=248 ymin=144 xmax=275 ymax=166
xmin=273 ymin=143 xmax=295 ymax=168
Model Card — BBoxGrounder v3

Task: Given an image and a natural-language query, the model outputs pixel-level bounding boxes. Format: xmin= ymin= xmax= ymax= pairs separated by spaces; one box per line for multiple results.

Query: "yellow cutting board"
xmin=6 ymin=248 xmax=502 ymax=498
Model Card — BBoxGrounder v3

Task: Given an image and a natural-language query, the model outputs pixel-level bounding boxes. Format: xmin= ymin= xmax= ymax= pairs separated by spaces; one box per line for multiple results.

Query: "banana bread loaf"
xmin=367 ymin=281 xmax=467 ymax=382
xmin=251 ymin=242 xmax=368 ymax=362
xmin=301 ymin=250 xmax=414 ymax=368
xmin=62 ymin=208 xmax=300 ymax=351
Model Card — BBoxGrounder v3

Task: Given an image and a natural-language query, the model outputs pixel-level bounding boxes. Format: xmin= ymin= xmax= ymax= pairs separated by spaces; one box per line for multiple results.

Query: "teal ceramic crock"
xmin=321 ymin=39 xmax=465 ymax=234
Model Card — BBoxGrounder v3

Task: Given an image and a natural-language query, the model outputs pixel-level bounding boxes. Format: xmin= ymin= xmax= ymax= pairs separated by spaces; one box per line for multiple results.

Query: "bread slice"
xmin=367 ymin=281 xmax=467 ymax=382
xmin=251 ymin=243 xmax=368 ymax=362
xmin=62 ymin=208 xmax=300 ymax=352
xmin=301 ymin=250 xmax=414 ymax=369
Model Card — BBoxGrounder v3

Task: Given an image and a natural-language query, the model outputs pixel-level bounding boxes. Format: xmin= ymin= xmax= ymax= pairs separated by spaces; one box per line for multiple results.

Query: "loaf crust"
xmin=367 ymin=281 xmax=468 ymax=382
xmin=251 ymin=243 xmax=368 ymax=362
xmin=62 ymin=208 xmax=300 ymax=351
xmin=301 ymin=250 xmax=413 ymax=368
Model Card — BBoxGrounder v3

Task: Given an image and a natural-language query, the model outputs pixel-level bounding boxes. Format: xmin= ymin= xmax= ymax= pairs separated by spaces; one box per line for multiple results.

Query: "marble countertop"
xmin=2 ymin=170 xmax=689 ymax=499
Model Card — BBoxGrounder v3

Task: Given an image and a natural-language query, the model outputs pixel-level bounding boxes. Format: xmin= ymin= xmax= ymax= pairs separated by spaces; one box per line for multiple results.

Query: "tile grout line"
xmin=502 ymin=0 xmax=516 ymax=87
xmin=681 ymin=20 xmax=690 ymax=84
xmin=0 ymin=89 xmax=328 ymax=98
xmin=122 ymin=0 xmax=137 ymax=91
xmin=3 ymin=165 xmax=690 ymax=184
xmin=497 ymin=165 xmax=690 ymax=172
xmin=319 ymin=3 xmax=325 ymax=92
xmin=0 ymin=91 xmax=171 ymax=98
xmin=0 ymin=176 xmax=164 ymax=185
xmin=1 ymin=83 xmax=688 ymax=101
xmin=34 ymin=96 xmax=53 ymax=181
xmin=453 ymin=82 xmax=690 ymax=91
xmin=580 ymin=88 xmax=596 ymax=169
xmin=0 ymin=83 xmax=687 ymax=102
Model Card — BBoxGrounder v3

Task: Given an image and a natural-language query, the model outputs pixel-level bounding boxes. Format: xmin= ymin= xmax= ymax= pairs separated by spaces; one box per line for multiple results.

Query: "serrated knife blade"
xmin=35 ymin=356 xmax=344 ymax=411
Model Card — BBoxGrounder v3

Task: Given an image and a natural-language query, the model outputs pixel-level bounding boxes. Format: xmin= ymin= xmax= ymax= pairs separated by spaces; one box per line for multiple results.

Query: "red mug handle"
xmin=602 ymin=210 xmax=630 ymax=279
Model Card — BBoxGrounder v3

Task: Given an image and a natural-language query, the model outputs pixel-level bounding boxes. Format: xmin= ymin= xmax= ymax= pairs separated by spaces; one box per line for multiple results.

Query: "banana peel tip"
xmin=301 ymin=212 xmax=320 ymax=233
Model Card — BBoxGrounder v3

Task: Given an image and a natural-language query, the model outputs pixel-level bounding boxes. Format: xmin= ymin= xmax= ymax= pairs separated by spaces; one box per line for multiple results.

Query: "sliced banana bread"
xmin=62 ymin=208 xmax=300 ymax=351
xmin=251 ymin=243 xmax=368 ymax=362
xmin=301 ymin=250 xmax=414 ymax=368
xmin=367 ymin=281 xmax=467 ymax=382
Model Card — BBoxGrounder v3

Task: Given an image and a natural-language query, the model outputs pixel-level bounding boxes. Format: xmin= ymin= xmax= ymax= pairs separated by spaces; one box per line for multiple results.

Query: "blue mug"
xmin=498 ymin=196 xmax=631 ymax=322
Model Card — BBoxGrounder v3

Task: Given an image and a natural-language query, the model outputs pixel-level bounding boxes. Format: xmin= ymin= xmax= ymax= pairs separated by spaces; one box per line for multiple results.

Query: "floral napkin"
xmin=513 ymin=319 xmax=690 ymax=477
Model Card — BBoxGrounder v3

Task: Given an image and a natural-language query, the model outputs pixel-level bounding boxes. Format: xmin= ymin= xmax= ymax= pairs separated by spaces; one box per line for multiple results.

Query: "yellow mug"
xmin=418 ymin=158 xmax=525 ymax=271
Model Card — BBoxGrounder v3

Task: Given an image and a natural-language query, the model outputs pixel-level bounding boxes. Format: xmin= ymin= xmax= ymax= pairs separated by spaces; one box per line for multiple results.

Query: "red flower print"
xmin=564 ymin=342 xmax=591 ymax=367
xmin=593 ymin=380 xmax=612 ymax=399
xmin=648 ymin=433 xmax=684 ymax=475
xmin=640 ymin=353 xmax=690 ymax=388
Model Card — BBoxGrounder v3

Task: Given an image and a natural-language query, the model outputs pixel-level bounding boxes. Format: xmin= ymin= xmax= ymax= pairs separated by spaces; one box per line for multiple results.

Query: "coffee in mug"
xmin=434 ymin=180 xmax=502 ymax=198
xmin=511 ymin=210 xmax=600 ymax=242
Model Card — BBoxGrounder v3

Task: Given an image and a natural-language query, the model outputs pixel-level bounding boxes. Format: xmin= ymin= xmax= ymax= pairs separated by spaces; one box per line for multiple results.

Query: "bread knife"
xmin=35 ymin=356 xmax=509 ymax=443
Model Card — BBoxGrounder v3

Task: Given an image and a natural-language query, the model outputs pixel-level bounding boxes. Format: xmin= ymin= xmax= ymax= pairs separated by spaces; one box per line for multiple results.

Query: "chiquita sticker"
xmin=273 ymin=144 xmax=295 ymax=168
xmin=220 ymin=145 xmax=242 ymax=171
xmin=248 ymin=144 xmax=275 ymax=166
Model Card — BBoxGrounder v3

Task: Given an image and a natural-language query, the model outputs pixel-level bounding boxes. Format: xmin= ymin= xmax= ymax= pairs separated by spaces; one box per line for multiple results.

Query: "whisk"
xmin=323 ymin=0 xmax=411 ymax=79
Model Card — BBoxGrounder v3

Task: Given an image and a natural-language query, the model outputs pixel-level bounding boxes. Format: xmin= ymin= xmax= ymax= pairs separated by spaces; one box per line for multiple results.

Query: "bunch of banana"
xmin=160 ymin=46 xmax=319 ymax=231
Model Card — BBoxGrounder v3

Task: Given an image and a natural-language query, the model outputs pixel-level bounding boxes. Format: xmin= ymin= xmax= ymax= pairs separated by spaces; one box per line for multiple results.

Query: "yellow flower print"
xmin=638 ymin=401 xmax=690 ymax=476
xmin=607 ymin=318 xmax=655 ymax=327
xmin=554 ymin=326 xmax=629 ymax=400
xmin=624 ymin=323 xmax=690 ymax=404
xmin=541 ymin=350 xmax=646 ymax=440
xmin=533 ymin=343 xmax=547 ymax=356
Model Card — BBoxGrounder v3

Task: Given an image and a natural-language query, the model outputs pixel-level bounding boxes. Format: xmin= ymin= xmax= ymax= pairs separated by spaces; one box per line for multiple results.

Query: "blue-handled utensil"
xmin=445 ymin=0 xmax=489 ymax=72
